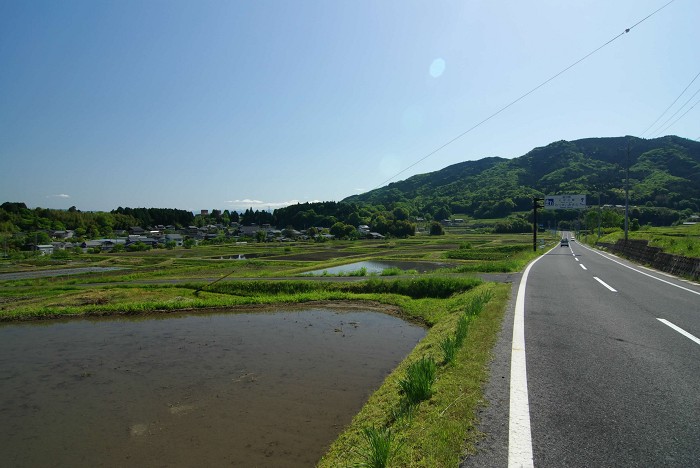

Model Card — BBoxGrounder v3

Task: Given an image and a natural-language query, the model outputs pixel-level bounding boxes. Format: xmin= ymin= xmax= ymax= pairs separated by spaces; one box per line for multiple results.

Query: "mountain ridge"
xmin=343 ymin=135 xmax=700 ymax=218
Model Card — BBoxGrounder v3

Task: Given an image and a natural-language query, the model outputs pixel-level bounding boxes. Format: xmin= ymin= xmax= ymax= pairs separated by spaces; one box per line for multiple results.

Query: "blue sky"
xmin=1 ymin=0 xmax=698 ymax=213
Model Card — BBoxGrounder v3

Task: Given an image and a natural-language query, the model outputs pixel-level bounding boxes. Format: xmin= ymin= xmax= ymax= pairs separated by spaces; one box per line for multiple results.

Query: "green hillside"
xmin=344 ymin=135 xmax=700 ymax=220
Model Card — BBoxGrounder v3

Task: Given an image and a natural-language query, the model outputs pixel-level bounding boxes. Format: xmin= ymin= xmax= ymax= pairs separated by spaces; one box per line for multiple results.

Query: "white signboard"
xmin=544 ymin=194 xmax=586 ymax=210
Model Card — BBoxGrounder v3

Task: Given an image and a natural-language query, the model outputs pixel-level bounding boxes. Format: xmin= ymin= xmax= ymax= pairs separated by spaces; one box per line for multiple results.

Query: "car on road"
xmin=560 ymin=238 xmax=569 ymax=247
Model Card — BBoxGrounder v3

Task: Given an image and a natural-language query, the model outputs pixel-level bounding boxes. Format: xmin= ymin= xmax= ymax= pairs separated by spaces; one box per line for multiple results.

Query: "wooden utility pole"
xmin=624 ymin=140 xmax=630 ymax=242
xmin=533 ymin=197 xmax=543 ymax=252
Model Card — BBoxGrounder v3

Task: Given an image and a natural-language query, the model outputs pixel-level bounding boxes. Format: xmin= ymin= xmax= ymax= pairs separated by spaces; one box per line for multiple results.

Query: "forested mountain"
xmin=343 ymin=135 xmax=700 ymax=219
xmin=3 ymin=136 xmax=699 ymax=245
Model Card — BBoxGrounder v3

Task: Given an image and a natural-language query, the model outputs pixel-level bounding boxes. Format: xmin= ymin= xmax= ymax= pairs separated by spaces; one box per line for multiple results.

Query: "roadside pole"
xmin=533 ymin=197 xmax=543 ymax=252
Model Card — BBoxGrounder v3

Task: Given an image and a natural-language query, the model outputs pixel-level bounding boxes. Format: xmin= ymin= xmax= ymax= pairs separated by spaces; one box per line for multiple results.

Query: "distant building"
xmin=36 ymin=245 xmax=54 ymax=255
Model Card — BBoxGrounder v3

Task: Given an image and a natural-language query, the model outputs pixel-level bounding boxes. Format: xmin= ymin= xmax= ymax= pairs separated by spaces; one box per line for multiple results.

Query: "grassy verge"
xmin=0 ymin=276 xmax=482 ymax=321
xmin=318 ymin=282 xmax=509 ymax=466
xmin=587 ymin=224 xmax=700 ymax=258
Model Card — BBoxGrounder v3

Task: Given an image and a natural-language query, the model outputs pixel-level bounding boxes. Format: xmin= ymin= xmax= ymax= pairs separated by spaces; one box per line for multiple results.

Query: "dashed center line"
xmin=580 ymin=264 xmax=587 ymax=270
xmin=594 ymin=276 xmax=617 ymax=292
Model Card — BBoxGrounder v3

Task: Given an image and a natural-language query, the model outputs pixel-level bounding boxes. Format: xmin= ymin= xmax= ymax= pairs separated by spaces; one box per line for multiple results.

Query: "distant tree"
xmin=388 ymin=220 xmax=416 ymax=238
xmin=392 ymin=207 xmax=409 ymax=221
xmin=34 ymin=231 xmax=52 ymax=244
xmin=127 ymin=241 xmax=150 ymax=252
xmin=330 ymin=222 xmax=358 ymax=239
xmin=429 ymin=222 xmax=444 ymax=236
xmin=183 ymin=238 xmax=196 ymax=249
xmin=433 ymin=206 xmax=451 ymax=221
xmin=330 ymin=222 xmax=347 ymax=238
xmin=347 ymin=211 xmax=363 ymax=227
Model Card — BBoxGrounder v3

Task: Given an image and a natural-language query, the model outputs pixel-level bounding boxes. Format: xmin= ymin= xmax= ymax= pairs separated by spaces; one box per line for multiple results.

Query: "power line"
xmin=651 ymin=86 xmax=700 ymax=136
xmin=372 ymin=0 xmax=676 ymax=191
xmin=652 ymin=95 xmax=700 ymax=137
xmin=641 ymin=70 xmax=700 ymax=137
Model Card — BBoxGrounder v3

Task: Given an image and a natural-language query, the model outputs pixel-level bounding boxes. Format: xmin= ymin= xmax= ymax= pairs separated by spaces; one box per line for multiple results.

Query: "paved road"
xmin=463 ymin=238 xmax=700 ymax=467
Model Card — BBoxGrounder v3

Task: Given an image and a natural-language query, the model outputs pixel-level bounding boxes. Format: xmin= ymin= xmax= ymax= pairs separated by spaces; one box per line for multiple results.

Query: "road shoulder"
xmin=460 ymin=272 xmax=521 ymax=467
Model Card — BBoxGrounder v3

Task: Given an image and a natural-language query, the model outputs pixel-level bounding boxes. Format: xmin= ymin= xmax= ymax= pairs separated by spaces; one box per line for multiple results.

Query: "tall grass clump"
xmin=353 ymin=426 xmax=401 ymax=468
xmin=466 ymin=290 xmax=494 ymax=316
xmin=399 ymin=356 xmax=437 ymax=405
xmin=440 ymin=336 xmax=458 ymax=365
xmin=348 ymin=267 xmax=368 ymax=277
xmin=360 ymin=276 xmax=481 ymax=299
xmin=454 ymin=314 xmax=471 ymax=347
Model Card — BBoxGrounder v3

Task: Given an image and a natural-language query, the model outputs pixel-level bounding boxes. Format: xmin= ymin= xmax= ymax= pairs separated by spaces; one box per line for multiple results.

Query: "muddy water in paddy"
xmin=0 ymin=308 xmax=425 ymax=467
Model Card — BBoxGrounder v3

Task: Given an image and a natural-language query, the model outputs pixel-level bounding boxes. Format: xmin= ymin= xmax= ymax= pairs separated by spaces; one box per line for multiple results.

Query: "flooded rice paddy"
xmin=305 ymin=260 xmax=454 ymax=276
xmin=0 ymin=307 xmax=425 ymax=467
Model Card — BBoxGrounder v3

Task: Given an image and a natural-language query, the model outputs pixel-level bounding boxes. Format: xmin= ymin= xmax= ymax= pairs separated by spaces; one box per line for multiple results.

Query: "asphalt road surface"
xmin=463 ymin=236 xmax=699 ymax=467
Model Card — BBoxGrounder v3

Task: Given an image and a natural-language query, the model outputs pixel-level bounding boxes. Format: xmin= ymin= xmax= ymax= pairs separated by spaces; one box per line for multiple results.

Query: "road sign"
xmin=543 ymin=194 xmax=586 ymax=210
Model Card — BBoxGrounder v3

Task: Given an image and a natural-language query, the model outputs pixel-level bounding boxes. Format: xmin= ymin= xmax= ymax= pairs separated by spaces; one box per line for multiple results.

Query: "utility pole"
xmin=533 ymin=197 xmax=544 ymax=252
xmin=598 ymin=192 xmax=602 ymax=238
xmin=624 ymin=140 xmax=630 ymax=243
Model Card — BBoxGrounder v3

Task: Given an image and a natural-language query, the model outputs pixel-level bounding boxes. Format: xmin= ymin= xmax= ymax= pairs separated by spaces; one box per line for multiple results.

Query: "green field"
xmin=0 ymin=232 xmax=558 ymax=465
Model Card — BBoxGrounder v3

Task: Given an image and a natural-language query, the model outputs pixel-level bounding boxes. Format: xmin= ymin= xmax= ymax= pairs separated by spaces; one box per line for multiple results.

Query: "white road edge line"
xmin=657 ymin=319 xmax=700 ymax=346
xmin=580 ymin=243 xmax=700 ymax=297
xmin=594 ymin=276 xmax=617 ymax=292
xmin=509 ymin=251 xmax=549 ymax=467
xmin=580 ymin=264 xmax=587 ymax=270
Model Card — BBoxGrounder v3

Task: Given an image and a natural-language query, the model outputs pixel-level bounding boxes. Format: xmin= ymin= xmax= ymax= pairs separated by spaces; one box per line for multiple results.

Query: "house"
xmin=36 ymin=244 xmax=54 ymax=255
xmin=163 ymin=234 xmax=184 ymax=246
xmin=240 ymin=225 xmax=263 ymax=237
xmin=81 ymin=239 xmax=127 ymax=251
xmin=52 ymin=230 xmax=74 ymax=239
xmin=130 ymin=226 xmax=145 ymax=235
xmin=125 ymin=236 xmax=159 ymax=247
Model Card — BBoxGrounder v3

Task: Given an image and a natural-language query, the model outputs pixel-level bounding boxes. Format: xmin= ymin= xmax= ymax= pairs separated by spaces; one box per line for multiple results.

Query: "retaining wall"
xmin=597 ymin=239 xmax=700 ymax=281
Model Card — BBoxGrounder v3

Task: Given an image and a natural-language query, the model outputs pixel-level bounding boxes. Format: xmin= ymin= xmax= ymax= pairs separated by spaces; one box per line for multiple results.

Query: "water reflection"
xmin=304 ymin=260 xmax=453 ymax=276
xmin=0 ymin=308 xmax=424 ymax=467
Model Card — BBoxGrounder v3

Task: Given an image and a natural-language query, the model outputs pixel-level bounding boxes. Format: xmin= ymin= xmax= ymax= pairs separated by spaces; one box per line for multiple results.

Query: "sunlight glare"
xmin=429 ymin=58 xmax=446 ymax=78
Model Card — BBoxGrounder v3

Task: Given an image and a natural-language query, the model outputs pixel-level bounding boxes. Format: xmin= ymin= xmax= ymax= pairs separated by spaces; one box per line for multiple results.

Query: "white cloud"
xmin=47 ymin=194 xmax=70 ymax=199
xmin=224 ymin=199 xmax=322 ymax=210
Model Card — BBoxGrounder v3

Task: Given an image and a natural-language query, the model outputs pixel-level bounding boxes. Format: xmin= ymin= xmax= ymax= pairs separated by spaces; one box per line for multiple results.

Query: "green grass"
xmin=591 ymin=224 xmax=700 ymax=258
xmin=353 ymin=426 xmax=402 ymax=468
